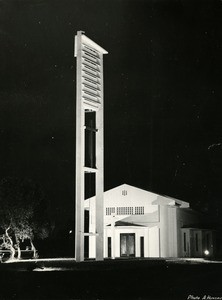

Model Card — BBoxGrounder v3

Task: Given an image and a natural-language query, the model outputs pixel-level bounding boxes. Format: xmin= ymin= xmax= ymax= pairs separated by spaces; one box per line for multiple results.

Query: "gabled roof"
xmin=84 ymin=183 xmax=189 ymax=208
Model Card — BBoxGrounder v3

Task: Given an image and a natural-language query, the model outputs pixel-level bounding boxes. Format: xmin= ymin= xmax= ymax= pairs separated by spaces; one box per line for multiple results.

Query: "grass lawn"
xmin=0 ymin=258 xmax=221 ymax=300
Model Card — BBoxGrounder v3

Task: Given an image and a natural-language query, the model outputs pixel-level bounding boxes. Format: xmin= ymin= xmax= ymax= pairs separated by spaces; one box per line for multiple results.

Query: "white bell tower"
xmin=74 ymin=31 xmax=108 ymax=262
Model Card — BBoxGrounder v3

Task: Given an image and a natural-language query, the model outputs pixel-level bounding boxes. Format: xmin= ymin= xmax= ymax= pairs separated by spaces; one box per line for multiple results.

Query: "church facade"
xmin=84 ymin=184 xmax=214 ymax=259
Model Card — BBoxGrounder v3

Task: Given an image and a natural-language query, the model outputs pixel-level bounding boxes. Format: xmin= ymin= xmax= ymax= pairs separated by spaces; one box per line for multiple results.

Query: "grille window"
xmin=117 ymin=207 xmax=133 ymax=215
xmin=106 ymin=207 xmax=115 ymax=215
xmin=122 ymin=190 xmax=127 ymax=196
xmin=134 ymin=207 xmax=144 ymax=215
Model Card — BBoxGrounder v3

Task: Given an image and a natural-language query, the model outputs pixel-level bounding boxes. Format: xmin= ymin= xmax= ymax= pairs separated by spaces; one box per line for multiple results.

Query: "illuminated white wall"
xmin=85 ymin=184 xmax=191 ymax=259
xmin=148 ymin=226 xmax=160 ymax=257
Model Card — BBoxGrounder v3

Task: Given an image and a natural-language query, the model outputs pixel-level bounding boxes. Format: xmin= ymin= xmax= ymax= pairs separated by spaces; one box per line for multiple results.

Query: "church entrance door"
xmin=120 ymin=233 xmax=135 ymax=257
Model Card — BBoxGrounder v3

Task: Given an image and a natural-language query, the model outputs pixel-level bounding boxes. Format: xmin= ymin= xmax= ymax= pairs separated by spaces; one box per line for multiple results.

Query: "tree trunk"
xmin=30 ymin=239 xmax=38 ymax=259
xmin=5 ymin=227 xmax=15 ymax=260
xmin=17 ymin=243 xmax=21 ymax=260
xmin=15 ymin=236 xmax=21 ymax=259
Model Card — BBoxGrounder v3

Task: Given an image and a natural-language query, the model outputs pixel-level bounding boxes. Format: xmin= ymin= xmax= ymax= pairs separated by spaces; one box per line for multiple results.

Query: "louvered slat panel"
xmin=81 ymin=42 xmax=102 ymax=109
xmin=82 ymin=44 xmax=100 ymax=58
xmin=83 ymin=67 xmax=100 ymax=78
xmin=82 ymin=74 xmax=101 ymax=86
xmin=82 ymin=86 xmax=101 ymax=98
xmin=82 ymin=58 xmax=101 ymax=72
xmin=82 ymin=50 xmax=101 ymax=65
xmin=82 ymin=91 xmax=100 ymax=103
xmin=82 ymin=54 xmax=100 ymax=65
xmin=82 ymin=79 xmax=100 ymax=91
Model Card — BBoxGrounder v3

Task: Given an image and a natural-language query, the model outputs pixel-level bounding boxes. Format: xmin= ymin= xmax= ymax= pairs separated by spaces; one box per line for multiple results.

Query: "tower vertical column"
xmin=75 ymin=31 xmax=85 ymax=262
xmin=96 ymin=55 xmax=104 ymax=260
xmin=74 ymin=31 xmax=108 ymax=262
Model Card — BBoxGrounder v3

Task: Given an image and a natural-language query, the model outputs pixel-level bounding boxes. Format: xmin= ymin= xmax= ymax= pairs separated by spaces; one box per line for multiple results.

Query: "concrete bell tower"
xmin=74 ymin=31 xmax=108 ymax=262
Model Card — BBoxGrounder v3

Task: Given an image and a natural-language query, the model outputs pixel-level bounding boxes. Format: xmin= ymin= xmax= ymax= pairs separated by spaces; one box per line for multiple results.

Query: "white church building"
xmin=84 ymin=184 xmax=214 ymax=259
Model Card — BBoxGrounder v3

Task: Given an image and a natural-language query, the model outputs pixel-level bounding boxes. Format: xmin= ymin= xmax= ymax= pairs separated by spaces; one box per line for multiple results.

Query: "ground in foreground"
xmin=0 ymin=258 xmax=221 ymax=300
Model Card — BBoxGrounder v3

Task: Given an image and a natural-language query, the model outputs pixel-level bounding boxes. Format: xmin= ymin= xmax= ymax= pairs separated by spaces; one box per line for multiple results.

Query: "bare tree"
xmin=0 ymin=177 xmax=50 ymax=260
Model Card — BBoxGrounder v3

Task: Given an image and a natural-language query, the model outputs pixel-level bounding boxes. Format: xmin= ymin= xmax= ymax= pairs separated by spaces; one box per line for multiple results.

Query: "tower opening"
xmin=85 ymin=110 xmax=96 ymax=169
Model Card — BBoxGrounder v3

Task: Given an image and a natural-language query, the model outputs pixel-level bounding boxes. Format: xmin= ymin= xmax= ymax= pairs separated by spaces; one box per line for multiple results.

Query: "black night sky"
xmin=0 ymin=0 xmax=222 ymax=231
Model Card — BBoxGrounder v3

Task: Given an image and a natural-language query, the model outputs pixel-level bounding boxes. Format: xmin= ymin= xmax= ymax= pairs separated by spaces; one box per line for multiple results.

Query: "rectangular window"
xmin=183 ymin=232 xmax=186 ymax=252
xmin=84 ymin=236 xmax=89 ymax=259
xmin=122 ymin=190 xmax=127 ymax=196
xmin=135 ymin=207 xmax=144 ymax=215
xmin=195 ymin=233 xmax=199 ymax=252
xmin=106 ymin=207 xmax=115 ymax=215
xmin=206 ymin=233 xmax=209 ymax=249
xmin=140 ymin=237 xmax=144 ymax=258
xmin=117 ymin=207 xmax=133 ymax=215
xmin=108 ymin=237 xmax=111 ymax=258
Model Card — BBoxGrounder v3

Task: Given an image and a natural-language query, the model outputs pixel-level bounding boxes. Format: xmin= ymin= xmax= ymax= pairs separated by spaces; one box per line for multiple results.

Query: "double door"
xmin=120 ymin=233 xmax=135 ymax=257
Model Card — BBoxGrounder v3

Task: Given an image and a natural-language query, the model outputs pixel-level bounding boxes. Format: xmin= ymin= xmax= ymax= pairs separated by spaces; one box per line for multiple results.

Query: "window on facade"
xmin=108 ymin=237 xmax=111 ymax=258
xmin=195 ymin=233 xmax=199 ymax=252
xmin=106 ymin=207 xmax=115 ymax=215
xmin=183 ymin=232 xmax=186 ymax=252
xmin=206 ymin=233 xmax=210 ymax=249
xmin=117 ymin=207 xmax=133 ymax=215
xmin=140 ymin=236 xmax=144 ymax=258
xmin=135 ymin=206 xmax=144 ymax=215
xmin=122 ymin=190 xmax=127 ymax=196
